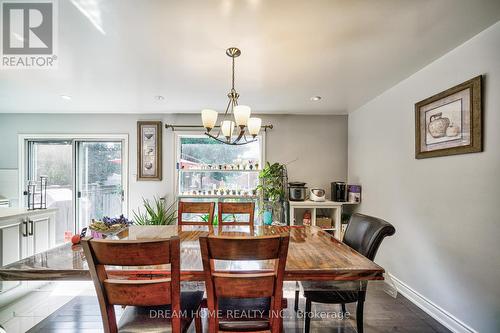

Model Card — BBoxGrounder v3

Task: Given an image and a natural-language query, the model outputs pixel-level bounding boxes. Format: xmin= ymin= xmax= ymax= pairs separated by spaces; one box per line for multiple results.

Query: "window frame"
xmin=172 ymin=130 xmax=266 ymax=200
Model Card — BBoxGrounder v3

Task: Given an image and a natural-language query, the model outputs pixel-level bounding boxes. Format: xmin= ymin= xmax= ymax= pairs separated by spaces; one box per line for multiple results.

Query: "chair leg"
xmin=356 ymin=300 xmax=364 ymax=333
xmin=194 ymin=305 xmax=202 ymax=333
xmin=341 ymin=303 xmax=346 ymax=315
xmin=304 ymin=298 xmax=312 ymax=333
xmin=294 ymin=281 xmax=300 ymax=312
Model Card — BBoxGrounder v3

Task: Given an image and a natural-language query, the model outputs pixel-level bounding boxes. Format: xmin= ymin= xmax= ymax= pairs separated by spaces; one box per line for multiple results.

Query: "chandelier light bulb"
xmin=201 ymin=109 xmax=218 ymax=132
xmin=233 ymin=105 xmax=251 ymax=128
xmin=221 ymin=120 xmax=235 ymax=140
xmin=247 ymin=117 xmax=262 ymax=137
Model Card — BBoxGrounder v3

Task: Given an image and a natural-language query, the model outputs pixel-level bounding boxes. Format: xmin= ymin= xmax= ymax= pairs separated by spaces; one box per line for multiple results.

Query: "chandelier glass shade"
xmin=201 ymin=109 xmax=218 ymax=129
xmin=201 ymin=47 xmax=262 ymax=145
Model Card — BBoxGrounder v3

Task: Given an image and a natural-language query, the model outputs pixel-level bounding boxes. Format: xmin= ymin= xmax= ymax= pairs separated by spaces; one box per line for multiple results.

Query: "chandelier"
xmin=201 ymin=47 xmax=263 ymax=145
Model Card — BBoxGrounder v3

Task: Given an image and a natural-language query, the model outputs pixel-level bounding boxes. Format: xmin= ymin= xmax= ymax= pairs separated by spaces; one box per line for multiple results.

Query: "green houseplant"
xmin=201 ymin=213 xmax=218 ymax=226
xmin=133 ymin=197 xmax=177 ymax=225
xmin=257 ymin=162 xmax=287 ymax=225
xmin=200 ymin=213 xmax=235 ymax=226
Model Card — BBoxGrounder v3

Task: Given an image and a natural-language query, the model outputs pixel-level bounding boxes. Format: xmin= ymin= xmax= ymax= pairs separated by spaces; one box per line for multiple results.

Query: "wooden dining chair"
xmin=199 ymin=233 xmax=290 ymax=333
xmin=294 ymin=213 xmax=396 ymax=333
xmin=81 ymin=236 xmax=204 ymax=333
xmin=178 ymin=201 xmax=215 ymax=231
xmin=217 ymin=202 xmax=255 ymax=232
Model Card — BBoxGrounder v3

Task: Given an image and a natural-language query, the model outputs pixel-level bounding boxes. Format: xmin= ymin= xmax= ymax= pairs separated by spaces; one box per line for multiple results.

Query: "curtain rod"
xmin=164 ymin=124 xmax=273 ymax=131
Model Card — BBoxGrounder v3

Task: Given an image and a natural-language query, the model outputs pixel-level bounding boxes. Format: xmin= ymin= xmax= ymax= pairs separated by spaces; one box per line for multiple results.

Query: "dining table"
xmin=0 ymin=225 xmax=385 ymax=284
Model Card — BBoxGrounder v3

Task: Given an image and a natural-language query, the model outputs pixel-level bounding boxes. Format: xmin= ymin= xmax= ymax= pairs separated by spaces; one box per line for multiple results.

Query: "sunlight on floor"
xmin=0 ymin=281 xmax=95 ymax=333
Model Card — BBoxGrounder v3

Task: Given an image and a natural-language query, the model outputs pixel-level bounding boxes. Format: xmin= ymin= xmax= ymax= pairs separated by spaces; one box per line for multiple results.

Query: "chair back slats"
xmin=89 ymin=239 xmax=170 ymax=266
xmin=213 ymin=275 xmax=275 ymax=298
xmin=218 ymin=202 xmax=255 ymax=232
xmin=200 ymin=234 xmax=290 ymax=333
xmin=207 ymin=237 xmax=281 ymax=260
xmin=82 ymin=236 xmax=181 ymax=333
xmin=218 ymin=202 xmax=254 ymax=214
xmin=178 ymin=201 xmax=215 ymax=229
xmin=104 ymin=279 xmax=171 ymax=306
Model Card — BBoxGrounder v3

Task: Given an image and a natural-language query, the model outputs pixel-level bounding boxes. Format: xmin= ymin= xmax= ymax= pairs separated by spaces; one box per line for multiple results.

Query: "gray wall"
xmin=348 ymin=22 xmax=500 ymax=333
xmin=0 ymin=113 xmax=347 ymax=212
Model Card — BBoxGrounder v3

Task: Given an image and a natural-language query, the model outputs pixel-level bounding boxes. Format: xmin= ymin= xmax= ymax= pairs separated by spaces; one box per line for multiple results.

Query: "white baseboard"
xmin=387 ymin=273 xmax=477 ymax=333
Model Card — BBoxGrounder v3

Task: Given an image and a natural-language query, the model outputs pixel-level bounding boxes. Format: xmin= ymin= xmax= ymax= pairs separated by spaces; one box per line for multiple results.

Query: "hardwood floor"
xmin=23 ymin=282 xmax=450 ymax=333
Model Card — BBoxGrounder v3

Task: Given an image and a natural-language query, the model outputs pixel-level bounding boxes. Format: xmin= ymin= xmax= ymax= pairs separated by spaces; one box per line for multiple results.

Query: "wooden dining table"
xmin=0 ymin=225 xmax=385 ymax=283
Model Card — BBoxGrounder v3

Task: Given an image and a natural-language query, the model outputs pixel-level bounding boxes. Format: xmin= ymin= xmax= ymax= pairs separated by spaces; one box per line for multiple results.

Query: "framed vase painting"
xmin=137 ymin=121 xmax=162 ymax=180
xmin=415 ymin=75 xmax=482 ymax=159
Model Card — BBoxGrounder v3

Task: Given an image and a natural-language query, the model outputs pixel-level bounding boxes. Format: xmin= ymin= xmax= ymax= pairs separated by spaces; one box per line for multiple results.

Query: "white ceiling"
xmin=1 ymin=0 xmax=499 ymax=114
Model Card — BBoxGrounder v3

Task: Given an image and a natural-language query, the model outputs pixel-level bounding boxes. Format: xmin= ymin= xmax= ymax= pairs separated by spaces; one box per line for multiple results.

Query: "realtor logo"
xmin=1 ymin=0 xmax=57 ymax=68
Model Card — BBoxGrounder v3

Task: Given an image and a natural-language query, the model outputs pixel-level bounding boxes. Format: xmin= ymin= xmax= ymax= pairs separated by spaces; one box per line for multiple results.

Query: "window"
xmin=175 ymin=134 xmax=264 ymax=198
xmin=23 ymin=136 xmax=128 ymax=244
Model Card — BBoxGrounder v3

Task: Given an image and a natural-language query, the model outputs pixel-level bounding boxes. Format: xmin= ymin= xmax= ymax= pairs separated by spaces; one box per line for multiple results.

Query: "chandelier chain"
xmin=232 ymin=56 xmax=235 ymax=91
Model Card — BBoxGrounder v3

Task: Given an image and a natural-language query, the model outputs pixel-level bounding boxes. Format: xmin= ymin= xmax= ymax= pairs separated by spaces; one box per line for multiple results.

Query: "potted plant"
xmin=257 ymin=162 xmax=287 ymax=225
xmin=133 ymin=197 xmax=177 ymax=225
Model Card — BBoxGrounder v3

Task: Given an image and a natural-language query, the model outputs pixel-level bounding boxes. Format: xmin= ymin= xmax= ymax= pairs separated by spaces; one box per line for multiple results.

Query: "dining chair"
xmin=294 ymin=213 xmax=396 ymax=333
xmin=217 ymin=202 xmax=255 ymax=233
xmin=82 ymin=236 xmax=204 ymax=333
xmin=178 ymin=201 xmax=216 ymax=231
xmin=199 ymin=233 xmax=290 ymax=333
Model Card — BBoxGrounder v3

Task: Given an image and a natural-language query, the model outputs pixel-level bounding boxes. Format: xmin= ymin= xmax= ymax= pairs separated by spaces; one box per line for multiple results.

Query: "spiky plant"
xmin=133 ymin=197 xmax=177 ymax=225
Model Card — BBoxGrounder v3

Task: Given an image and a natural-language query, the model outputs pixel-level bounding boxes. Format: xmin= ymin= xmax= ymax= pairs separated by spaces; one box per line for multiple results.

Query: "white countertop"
xmin=0 ymin=207 xmax=58 ymax=220
xmin=289 ymin=200 xmax=359 ymax=207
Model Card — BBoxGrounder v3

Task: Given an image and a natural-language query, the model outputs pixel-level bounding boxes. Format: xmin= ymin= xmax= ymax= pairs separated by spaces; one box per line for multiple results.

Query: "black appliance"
xmin=288 ymin=182 xmax=307 ymax=201
xmin=331 ymin=182 xmax=347 ymax=202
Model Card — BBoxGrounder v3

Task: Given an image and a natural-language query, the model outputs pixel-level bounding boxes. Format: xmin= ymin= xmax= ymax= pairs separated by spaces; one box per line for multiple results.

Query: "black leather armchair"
xmin=294 ymin=213 xmax=396 ymax=333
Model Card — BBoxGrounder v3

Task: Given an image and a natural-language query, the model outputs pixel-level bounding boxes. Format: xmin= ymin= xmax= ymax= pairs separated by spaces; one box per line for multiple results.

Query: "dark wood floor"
xmin=26 ymin=283 xmax=450 ymax=333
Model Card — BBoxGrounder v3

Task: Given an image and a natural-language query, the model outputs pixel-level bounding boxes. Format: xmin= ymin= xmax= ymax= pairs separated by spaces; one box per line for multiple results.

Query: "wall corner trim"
xmin=387 ymin=273 xmax=478 ymax=333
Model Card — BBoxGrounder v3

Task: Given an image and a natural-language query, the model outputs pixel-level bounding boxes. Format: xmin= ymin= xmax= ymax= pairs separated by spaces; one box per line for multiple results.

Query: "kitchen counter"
xmin=0 ymin=208 xmax=58 ymax=221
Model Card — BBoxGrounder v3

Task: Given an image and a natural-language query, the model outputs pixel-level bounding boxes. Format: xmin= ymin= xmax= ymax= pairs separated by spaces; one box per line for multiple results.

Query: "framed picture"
xmin=137 ymin=121 xmax=162 ymax=180
xmin=415 ymin=75 xmax=482 ymax=159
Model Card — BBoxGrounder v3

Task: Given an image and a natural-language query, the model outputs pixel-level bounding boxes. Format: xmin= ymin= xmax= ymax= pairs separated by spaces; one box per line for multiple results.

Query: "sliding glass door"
xmin=25 ymin=137 xmax=127 ymax=242
xmin=76 ymin=141 xmax=124 ymax=229
xmin=27 ymin=141 xmax=74 ymax=245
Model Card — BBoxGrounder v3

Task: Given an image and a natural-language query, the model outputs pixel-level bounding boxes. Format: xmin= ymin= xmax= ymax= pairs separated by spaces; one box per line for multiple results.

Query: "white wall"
xmin=348 ymin=22 xmax=500 ymax=333
xmin=0 ymin=113 xmax=347 ymax=212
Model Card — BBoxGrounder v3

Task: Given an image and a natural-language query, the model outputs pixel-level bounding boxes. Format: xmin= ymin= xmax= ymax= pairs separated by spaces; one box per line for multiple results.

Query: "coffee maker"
xmin=331 ymin=182 xmax=347 ymax=202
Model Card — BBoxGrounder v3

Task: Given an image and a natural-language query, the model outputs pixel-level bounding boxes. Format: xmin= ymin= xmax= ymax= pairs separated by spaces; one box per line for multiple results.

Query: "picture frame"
xmin=137 ymin=121 xmax=162 ymax=180
xmin=415 ymin=75 xmax=482 ymax=159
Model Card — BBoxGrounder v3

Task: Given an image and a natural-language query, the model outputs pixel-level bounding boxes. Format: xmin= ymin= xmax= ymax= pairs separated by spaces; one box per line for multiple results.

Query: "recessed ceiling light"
xmin=60 ymin=95 xmax=72 ymax=100
xmin=310 ymin=96 xmax=322 ymax=101
xmin=155 ymin=95 xmax=165 ymax=101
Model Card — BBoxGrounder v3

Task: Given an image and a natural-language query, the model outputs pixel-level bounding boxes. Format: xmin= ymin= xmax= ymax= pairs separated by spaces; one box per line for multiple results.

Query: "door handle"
xmin=22 ymin=220 xmax=28 ymax=237
xmin=28 ymin=220 xmax=34 ymax=236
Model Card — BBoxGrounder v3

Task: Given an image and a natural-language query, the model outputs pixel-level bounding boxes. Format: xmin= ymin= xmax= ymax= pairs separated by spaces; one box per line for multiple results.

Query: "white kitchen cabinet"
xmin=33 ymin=215 xmax=51 ymax=254
xmin=0 ymin=219 xmax=22 ymax=266
xmin=0 ymin=209 xmax=56 ymax=294
xmin=19 ymin=211 xmax=56 ymax=258
xmin=0 ymin=218 xmax=22 ymax=293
